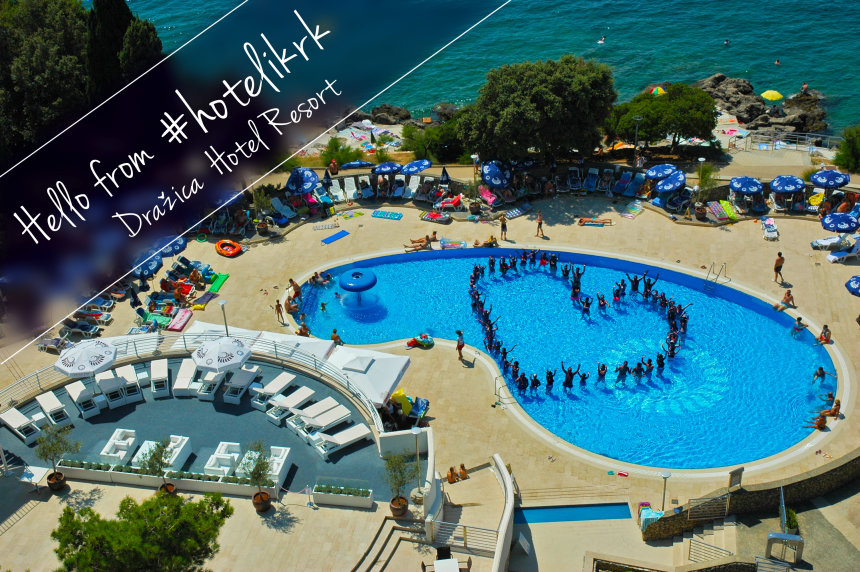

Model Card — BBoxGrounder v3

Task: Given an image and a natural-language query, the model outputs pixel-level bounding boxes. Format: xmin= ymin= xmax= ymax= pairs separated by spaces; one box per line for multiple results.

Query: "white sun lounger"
xmin=96 ymin=372 xmax=127 ymax=409
xmin=223 ymin=365 xmax=260 ymax=405
xmin=343 ymin=177 xmax=358 ymax=200
xmin=35 ymin=390 xmax=73 ymax=428
xmin=297 ymin=405 xmax=351 ymax=443
xmin=402 ymin=179 xmax=417 ymax=200
xmin=66 ymin=380 xmax=100 ymax=419
xmin=0 ymin=407 xmax=42 ymax=444
xmin=271 ymin=197 xmax=298 ymax=220
xmin=265 ymin=386 xmax=314 ymax=425
xmin=150 ymin=359 xmax=170 ymax=398
xmin=250 ymin=371 xmax=296 ymax=411
xmin=173 ymin=359 xmax=197 ymax=397
xmin=196 ymin=371 xmax=225 ymax=401
xmin=329 ymin=179 xmax=346 ymax=203
xmin=310 ymin=423 xmax=372 ymax=459
xmin=114 ymin=365 xmax=144 ymax=404
xmin=827 ymin=241 xmax=860 ymax=263
xmin=285 ymin=397 xmax=339 ymax=433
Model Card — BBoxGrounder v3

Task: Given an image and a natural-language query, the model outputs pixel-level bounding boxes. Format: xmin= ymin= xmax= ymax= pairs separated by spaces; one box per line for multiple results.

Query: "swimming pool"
xmin=514 ymin=503 xmax=631 ymax=524
xmin=301 ymin=249 xmax=838 ymax=469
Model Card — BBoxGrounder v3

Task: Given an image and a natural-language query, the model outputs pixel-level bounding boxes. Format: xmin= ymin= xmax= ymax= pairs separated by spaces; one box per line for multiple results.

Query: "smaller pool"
xmin=514 ymin=503 xmax=631 ymax=524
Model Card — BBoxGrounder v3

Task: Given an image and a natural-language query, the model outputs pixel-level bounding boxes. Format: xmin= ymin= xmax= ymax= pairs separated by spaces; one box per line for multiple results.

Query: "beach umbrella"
xmin=156 ymin=235 xmax=187 ymax=257
xmin=729 ymin=177 xmax=763 ymax=195
xmin=340 ymin=160 xmax=374 ymax=170
xmin=511 ymin=158 xmax=538 ymax=171
xmin=373 ymin=162 xmax=402 ymax=174
xmin=645 ymin=164 xmax=677 ymax=180
xmin=370 ymin=131 xmax=376 ymax=145
xmin=649 ymin=86 xmax=666 ymax=96
xmin=131 ymin=248 xmax=163 ymax=279
xmin=440 ymin=166 xmax=451 ymax=186
xmin=655 ymin=170 xmax=686 ymax=193
xmin=760 ymin=90 xmax=783 ymax=101
xmin=846 ymin=276 xmax=860 ymax=297
xmin=401 ymin=159 xmax=432 ymax=175
xmin=193 ymin=336 xmax=251 ymax=374
xmin=810 ymin=170 xmax=851 ymax=190
xmin=322 ymin=169 xmax=332 ymax=189
xmin=54 ymin=339 xmax=117 ymax=378
xmin=821 ymin=213 xmax=860 ymax=233
xmin=481 ymin=160 xmax=512 ymax=189
xmin=769 ymin=175 xmax=805 ymax=194
xmin=287 ymin=167 xmax=319 ymax=194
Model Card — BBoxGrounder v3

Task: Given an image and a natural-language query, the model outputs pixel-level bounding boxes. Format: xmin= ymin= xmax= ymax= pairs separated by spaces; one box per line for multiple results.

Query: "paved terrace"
xmin=1 ymin=187 xmax=859 ymax=570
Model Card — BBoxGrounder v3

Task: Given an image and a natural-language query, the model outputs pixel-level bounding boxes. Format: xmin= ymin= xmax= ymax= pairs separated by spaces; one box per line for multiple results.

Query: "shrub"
xmin=320 ymin=137 xmax=363 ymax=167
xmin=801 ymin=167 xmax=818 ymax=182
xmin=401 ymin=124 xmax=430 ymax=159
xmin=834 ymin=124 xmax=860 ymax=173
xmin=374 ymin=146 xmax=392 ymax=164
xmin=786 ymin=508 xmax=799 ymax=530
xmin=697 ymin=162 xmax=718 ymax=190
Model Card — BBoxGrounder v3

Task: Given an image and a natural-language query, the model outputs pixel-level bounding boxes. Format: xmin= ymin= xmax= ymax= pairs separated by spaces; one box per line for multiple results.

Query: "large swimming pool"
xmin=301 ymin=250 xmax=838 ymax=469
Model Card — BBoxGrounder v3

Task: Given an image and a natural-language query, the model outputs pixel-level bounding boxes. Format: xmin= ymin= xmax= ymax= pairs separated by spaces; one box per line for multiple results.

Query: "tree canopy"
xmin=119 ymin=18 xmax=163 ymax=81
xmin=401 ymin=119 xmax=466 ymax=163
xmin=834 ymin=124 xmax=860 ymax=173
xmin=609 ymin=83 xmax=717 ymax=151
xmin=457 ymin=55 xmax=616 ymax=161
xmin=86 ymin=0 xmax=133 ymax=101
xmin=52 ymin=492 xmax=233 ymax=571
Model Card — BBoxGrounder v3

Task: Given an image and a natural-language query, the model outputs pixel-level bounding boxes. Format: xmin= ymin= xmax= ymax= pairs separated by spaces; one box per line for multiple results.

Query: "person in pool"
xmin=511 ymin=361 xmax=520 ymax=379
xmin=791 ymin=316 xmax=808 ymax=337
xmin=632 ymin=362 xmax=645 ymax=378
xmin=597 ymin=362 xmax=608 ymax=379
xmin=517 ymin=373 xmax=528 ymax=392
xmin=578 ymin=370 xmax=589 ymax=386
xmin=818 ymin=399 xmax=841 ymax=418
xmin=571 ymin=264 xmax=586 ymax=284
xmin=509 ymin=254 xmax=518 ymax=271
xmin=530 ymin=374 xmax=541 ymax=391
xmin=500 ymin=345 xmax=516 ymax=362
xmin=656 ymin=353 xmax=665 ymax=370
xmin=812 ymin=366 xmax=836 ymax=384
xmin=626 ymin=270 xmax=648 ymax=292
xmin=643 ymin=273 xmax=659 ymax=296
xmin=580 ymin=295 xmax=592 ymax=314
xmin=818 ymin=391 xmax=835 ymax=405
xmin=488 ymin=256 xmax=495 ymax=273
xmin=596 ymin=292 xmax=608 ymax=310
xmin=615 ymin=361 xmax=630 ymax=376
xmin=561 ymin=264 xmax=570 ymax=279
xmin=643 ymin=357 xmax=655 ymax=374
xmin=661 ymin=339 xmax=680 ymax=358
xmin=561 ymin=362 xmax=579 ymax=388
xmin=545 ymin=369 xmax=556 ymax=392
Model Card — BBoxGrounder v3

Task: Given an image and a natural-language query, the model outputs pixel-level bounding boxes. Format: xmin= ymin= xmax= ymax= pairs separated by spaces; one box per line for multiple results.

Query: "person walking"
xmin=774 ymin=252 xmax=785 ymax=283
xmin=274 ymin=300 xmax=284 ymax=323
xmin=535 ymin=211 xmax=544 ymax=238
xmin=499 ymin=213 xmax=508 ymax=241
xmin=455 ymin=330 xmax=465 ymax=361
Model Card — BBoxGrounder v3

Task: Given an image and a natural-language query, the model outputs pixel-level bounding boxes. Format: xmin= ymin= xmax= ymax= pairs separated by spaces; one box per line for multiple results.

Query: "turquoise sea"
xmin=103 ymin=0 xmax=859 ymax=132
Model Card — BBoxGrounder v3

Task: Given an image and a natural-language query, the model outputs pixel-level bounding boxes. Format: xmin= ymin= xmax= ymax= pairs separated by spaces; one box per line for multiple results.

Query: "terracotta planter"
xmin=256 ymin=222 xmax=268 ymax=235
xmin=47 ymin=471 xmax=66 ymax=491
xmin=159 ymin=483 xmax=177 ymax=495
xmin=389 ymin=496 xmax=408 ymax=517
xmin=253 ymin=491 xmax=272 ymax=513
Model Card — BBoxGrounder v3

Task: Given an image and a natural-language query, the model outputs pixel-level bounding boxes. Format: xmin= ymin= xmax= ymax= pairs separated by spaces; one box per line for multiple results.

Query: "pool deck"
xmin=1 ymin=192 xmax=859 ymax=570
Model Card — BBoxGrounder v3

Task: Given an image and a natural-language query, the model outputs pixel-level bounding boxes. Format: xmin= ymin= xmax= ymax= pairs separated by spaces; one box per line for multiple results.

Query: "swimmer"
xmin=511 ymin=361 xmax=520 ymax=379
xmin=656 ymin=353 xmax=665 ymax=370
xmin=812 ymin=367 xmax=836 ymax=384
xmin=615 ymin=361 xmax=630 ymax=376
xmin=561 ymin=264 xmax=570 ymax=279
xmin=578 ymin=370 xmax=589 ymax=386
xmin=561 ymin=362 xmax=579 ymax=389
xmin=509 ymin=255 xmax=518 ymax=271
xmin=661 ymin=340 xmax=679 ymax=358
xmin=488 ymin=256 xmax=495 ymax=273
xmin=320 ymin=302 xmax=327 ymax=312
xmin=626 ymin=270 xmax=647 ymax=292
xmin=632 ymin=362 xmax=645 ymax=378
xmin=500 ymin=344 xmax=517 ymax=361
xmin=643 ymin=357 xmax=654 ymax=374
xmin=791 ymin=316 xmax=808 ymax=337
xmin=517 ymin=374 xmax=528 ymax=392
xmin=580 ymin=295 xmax=592 ymax=314
xmin=597 ymin=292 xmax=608 ymax=309
xmin=597 ymin=363 xmax=607 ymax=379
xmin=530 ymin=374 xmax=541 ymax=391
xmin=598 ymin=35 xmax=605 ymax=44
xmin=643 ymin=273 xmax=659 ymax=296
xmin=545 ymin=369 xmax=556 ymax=392
xmin=818 ymin=391 xmax=835 ymax=404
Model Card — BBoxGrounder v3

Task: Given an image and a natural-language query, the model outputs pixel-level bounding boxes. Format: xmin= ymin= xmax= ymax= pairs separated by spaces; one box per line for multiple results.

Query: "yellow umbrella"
xmin=760 ymin=90 xmax=783 ymax=101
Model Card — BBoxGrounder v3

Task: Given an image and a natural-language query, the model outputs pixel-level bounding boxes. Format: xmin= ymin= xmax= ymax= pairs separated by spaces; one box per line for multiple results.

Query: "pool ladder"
xmin=703 ymin=262 xmax=728 ymax=291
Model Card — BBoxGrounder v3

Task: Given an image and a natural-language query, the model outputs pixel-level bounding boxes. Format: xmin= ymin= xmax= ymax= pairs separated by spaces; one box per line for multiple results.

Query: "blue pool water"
xmin=514 ymin=503 xmax=631 ymax=524
xmin=301 ymin=250 xmax=838 ymax=469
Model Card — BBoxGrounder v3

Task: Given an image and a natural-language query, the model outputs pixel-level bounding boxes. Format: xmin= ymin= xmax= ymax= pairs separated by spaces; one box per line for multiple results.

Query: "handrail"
xmin=0 ymin=332 xmax=384 ymax=432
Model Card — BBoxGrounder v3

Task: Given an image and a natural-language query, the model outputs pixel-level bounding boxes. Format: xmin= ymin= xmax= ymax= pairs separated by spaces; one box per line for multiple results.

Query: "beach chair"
xmin=751 ymin=193 xmax=769 ymax=214
xmin=173 ymin=358 xmax=197 ymax=397
xmin=827 ymin=241 xmax=860 ymax=263
xmin=479 ymin=186 xmax=500 ymax=209
xmin=342 ymin=177 xmax=359 ymax=200
xmin=59 ymin=319 xmax=101 ymax=338
xmin=296 ymin=404 xmax=351 ymax=442
xmin=583 ymin=168 xmax=599 ymax=192
xmin=0 ymin=407 xmax=42 ymax=444
xmin=37 ymin=336 xmax=72 ymax=354
xmin=666 ymin=188 xmax=693 ymax=213
xmin=266 ymin=386 xmax=315 ymax=425
xmin=435 ymin=193 xmax=464 ymax=212
xmin=567 ymin=167 xmax=582 ymax=192
xmin=314 ymin=185 xmax=334 ymax=207
xmin=35 ymin=390 xmax=73 ymax=428
xmin=310 ymin=423 xmax=372 ymax=459
xmin=598 ymin=168 xmax=614 ymax=193
xmin=728 ymin=192 xmax=749 ymax=216
xmin=223 ymin=364 xmax=260 ymax=405
xmin=761 ymin=217 xmax=779 ymax=241
xmin=328 ymin=179 xmax=346 ymax=203
xmin=66 ymin=380 xmax=100 ymax=419
xmin=391 ymin=179 xmax=405 ymax=200
xmin=271 ymin=197 xmax=298 ymax=220
xmin=626 ymin=173 xmax=646 ymax=197
xmin=612 ymin=171 xmax=632 ymax=196
xmin=811 ymin=235 xmax=853 ymax=251
xmin=770 ymin=193 xmax=787 ymax=213
xmin=250 ymin=371 xmax=296 ymax=411
xmin=402 ymin=178 xmax=418 ymax=200
xmin=285 ymin=397 xmax=339 ymax=433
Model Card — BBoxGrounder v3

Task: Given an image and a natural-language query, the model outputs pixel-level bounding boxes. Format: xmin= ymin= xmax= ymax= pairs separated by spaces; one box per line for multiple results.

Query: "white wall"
xmin=377 ymin=426 xmax=429 ymax=457
xmin=490 ymin=454 xmax=515 ymax=572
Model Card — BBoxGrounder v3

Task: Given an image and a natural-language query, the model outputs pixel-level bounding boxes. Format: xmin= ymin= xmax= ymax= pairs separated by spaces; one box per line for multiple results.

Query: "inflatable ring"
xmin=215 ymin=239 xmax=241 ymax=257
xmin=196 ymin=233 xmax=207 ymax=242
xmin=406 ymin=333 xmax=434 ymax=348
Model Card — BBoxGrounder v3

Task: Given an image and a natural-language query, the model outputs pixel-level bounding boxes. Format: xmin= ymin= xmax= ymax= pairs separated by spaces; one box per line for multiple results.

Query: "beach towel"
xmin=372 ymin=210 xmax=403 ymax=220
xmin=719 ymin=200 xmax=739 ymax=221
xmin=313 ymin=221 xmax=340 ymax=230
xmin=322 ymin=230 xmax=350 ymax=245
xmin=419 ymin=211 xmax=451 ymax=224
xmin=167 ymin=308 xmax=193 ymax=331
xmin=709 ymin=201 xmax=729 ymax=221
xmin=505 ymin=202 xmax=532 ymax=220
xmin=622 ymin=200 xmax=644 ymax=219
xmin=339 ymin=210 xmax=364 ymax=220
xmin=192 ymin=292 xmax=219 ymax=310
xmin=440 ymin=238 xmax=467 ymax=249
xmin=209 ymin=273 xmax=230 ymax=293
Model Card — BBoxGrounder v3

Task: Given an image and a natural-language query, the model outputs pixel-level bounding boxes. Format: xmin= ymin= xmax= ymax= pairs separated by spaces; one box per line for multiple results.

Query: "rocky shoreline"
xmin=695 ymin=73 xmax=828 ymax=134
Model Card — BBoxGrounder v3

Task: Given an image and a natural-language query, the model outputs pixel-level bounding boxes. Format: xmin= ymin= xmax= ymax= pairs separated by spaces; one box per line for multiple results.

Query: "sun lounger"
xmin=81 ymin=296 xmax=114 ymax=311
xmin=343 ymin=177 xmax=359 ymax=199
xmin=598 ymin=168 xmax=614 ymax=193
xmin=0 ymin=407 xmax=42 ymax=444
xmin=37 ymin=336 xmax=72 ymax=354
xmin=435 ymin=193 xmax=464 ymax=211
xmin=150 ymin=359 xmax=170 ymax=398
xmin=567 ymin=167 xmax=582 ymax=192
xmin=827 ymin=241 xmax=860 ymax=263
xmin=479 ymin=186 xmax=499 ymax=209
xmin=310 ymin=423 xmax=373 ymax=459
xmin=626 ymin=173 xmax=646 ymax=198
xmin=114 ymin=364 xmax=145 ymax=404
xmin=271 ymin=197 xmax=298 ymax=219
xmin=204 ymin=442 xmax=241 ymax=476
xmin=296 ymin=404 xmax=351 ymax=442
xmin=66 ymin=380 xmax=100 ymax=419
xmin=729 ymin=192 xmax=749 ymax=216
xmin=173 ymin=358 xmax=197 ymax=397
xmin=266 ymin=386 xmax=315 ymax=425
xmin=196 ymin=371 xmax=225 ymax=401
xmin=360 ymin=183 xmax=375 ymax=200
xmin=666 ymin=188 xmax=693 ymax=213
xmin=223 ymin=364 xmax=260 ymax=404
xmin=59 ymin=319 xmax=101 ymax=338
xmin=583 ymin=168 xmax=599 ymax=192
xmin=314 ymin=186 xmax=334 ymax=207
xmin=761 ymin=217 xmax=779 ymax=241
xmin=613 ymin=171 xmax=632 ymax=195
xmin=402 ymin=179 xmax=417 ymax=200
xmin=285 ymin=396 xmax=339 ymax=433
xmin=329 ymin=179 xmax=346 ymax=203
xmin=74 ymin=310 xmax=113 ymax=326
xmin=250 ymin=371 xmax=296 ymax=411
xmin=35 ymin=390 xmax=73 ymax=428
xmin=100 ymin=429 xmax=137 ymax=464
xmin=770 ymin=193 xmax=787 ymax=212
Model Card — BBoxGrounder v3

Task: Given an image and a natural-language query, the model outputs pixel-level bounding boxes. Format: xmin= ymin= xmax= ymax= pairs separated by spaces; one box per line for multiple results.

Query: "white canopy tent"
xmin=171 ymin=321 xmax=260 ymax=350
xmin=252 ymin=332 xmax=336 ymax=362
xmin=327 ymin=346 xmax=410 ymax=407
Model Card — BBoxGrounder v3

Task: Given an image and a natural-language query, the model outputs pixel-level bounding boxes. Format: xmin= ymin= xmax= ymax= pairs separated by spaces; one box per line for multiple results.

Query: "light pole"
xmin=411 ymin=426 xmax=423 ymax=496
xmin=660 ymin=470 xmax=672 ymax=511
xmin=218 ymin=300 xmax=229 ymax=336
xmin=633 ymin=115 xmax=643 ymax=150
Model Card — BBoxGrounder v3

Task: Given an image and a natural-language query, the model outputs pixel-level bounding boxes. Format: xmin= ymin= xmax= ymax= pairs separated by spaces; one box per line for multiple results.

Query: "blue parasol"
xmin=655 ymin=170 xmax=686 ymax=193
xmin=846 ymin=275 xmax=860 ymax=297
xmin=156 ymin=235 xmax=187 ymax=257
xmin=440 ymin=166 xmax=451 ymax=186
xmin=645 ymin=164 xmax=677 ymax=180
xmin=131 ymin=248 xmax=163 ymax=279
xmin=821 ymin=213 xmax=860 ymax=233
xmin=729 ymin=177 xmax=763 ymax=194
xmin=810 ymin=170 xmax=851 ymax=189
xmin=373 ymin=162 xmax=402 ymax=174
xmin=401 ymin=159 xmax=432 ymax=175
xmin=481 ymin=160 xmax=512 ymax=189
xmin=286 ymin=168 xmax=319 ymax=194
xmin=511 ymin=158 xmax=538 ymax=171
xmin=322 ymin=169 xmax=332 ymax=189
xmin=769 ymin=175 xmax=805 ymax=194
xmin=340 ymin=160 xmax=374 ymax=170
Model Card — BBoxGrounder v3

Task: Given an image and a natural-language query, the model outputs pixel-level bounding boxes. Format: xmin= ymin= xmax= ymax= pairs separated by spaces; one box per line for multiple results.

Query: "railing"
xmin=745 ymin=130 xmax=842 ymax=152
xmin=755 ymin=556 xmax=793 ymax=571
xmin=704 ymin=262 xmax=728 ymax=290
xmin=0 ymin=332 xmax=383 ymax=432
xmin=430 ymin=521 xmax=498 ymax=555
xmin=687 ymin=494 xmax=730 ymax=521
xmin=688 ymin=538 xmax=733 ymax=563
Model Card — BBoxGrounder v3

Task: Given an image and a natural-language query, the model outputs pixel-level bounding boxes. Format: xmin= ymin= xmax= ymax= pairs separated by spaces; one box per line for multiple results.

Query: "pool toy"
xmin=196 ymin=233 xmax=207 ymax=242
xmin=505 ymin=202 xmax=531 ymax=219
xmin=617 ymin=471 xmax=628 ymax=477
xmin=321 ymin=230 xmax=350 ymax=245
xmin=215 ymin=239 xmax=241 ymax=257
xmin=709 ymin=201 xmax=729 ymax=221
xmin=622 ymin=200 xmax=643 ymax=219
xmin=719 ymin=200 xmax=739 ymax=221
xmin=579 ymin=217 xmax=614 ymax=227
xmin=372 ymin=210 xmax=403 ymax=220
xmin=208 ymin=273 xmax=230 ymax=293
xmin=406 ymin=333 xmax=434 ymax=348
xmin=440 ymin=238 xmax=467 ymax=249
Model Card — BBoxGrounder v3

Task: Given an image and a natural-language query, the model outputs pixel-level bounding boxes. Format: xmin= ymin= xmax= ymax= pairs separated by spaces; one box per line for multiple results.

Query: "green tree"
xmin=400 ymin=124 xmax=431 ymax=160
xmin=86 ymin=0 xmax=133 ymax=101
xmin=139 ymin=438 xmax=171 ymax=485
xmin=426 ymin=118 xmax=464 ymax=163
xmin=35 ymin=424 xmax=81 ymax=475
xmin=118 ymin=18 xmax=163 ymax=81
xmin=834 ymin=124 xmax=860 ymax=173
xmin=320 ymin=136 xmax=363 ymax=167
xmin=458 ymin=55 xmax=616 ymax=161
xmin=52 ymin=492 xmax=233 ymax=571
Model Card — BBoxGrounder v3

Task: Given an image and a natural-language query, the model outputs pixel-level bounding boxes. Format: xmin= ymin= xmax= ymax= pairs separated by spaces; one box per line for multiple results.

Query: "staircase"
xmin=352 ymin=516 xmax=428 ymax=572
xmin=671 ymin=516 xmax=738 ymax=568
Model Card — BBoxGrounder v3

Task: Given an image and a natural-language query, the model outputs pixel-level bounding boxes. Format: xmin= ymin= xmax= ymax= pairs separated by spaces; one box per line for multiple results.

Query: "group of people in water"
xmin=467 ymin=252 xmax=694 ymax=394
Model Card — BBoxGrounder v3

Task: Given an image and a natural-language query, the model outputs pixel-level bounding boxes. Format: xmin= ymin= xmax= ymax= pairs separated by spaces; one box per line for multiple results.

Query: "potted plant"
xmin=383 ymin=453 xmax=419 ymax=517
xmin=240 ymin=441 xmax=272 ymax=513
xmin=252 ymin=188 xmax=272 ymax=235
xmin=35 ymin=425 xmax=81 ymax=491
xmin=785 ymin=508 xmax=799 ymax=535
xmin=139 ymin=439 xmax=175 ymax=494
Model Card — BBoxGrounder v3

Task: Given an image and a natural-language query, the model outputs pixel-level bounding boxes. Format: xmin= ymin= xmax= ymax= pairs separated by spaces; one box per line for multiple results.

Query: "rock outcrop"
xmin=371 ymin=104 xmax=411 ymax=124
